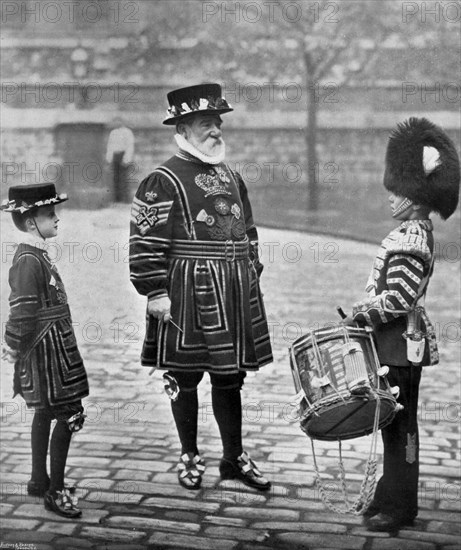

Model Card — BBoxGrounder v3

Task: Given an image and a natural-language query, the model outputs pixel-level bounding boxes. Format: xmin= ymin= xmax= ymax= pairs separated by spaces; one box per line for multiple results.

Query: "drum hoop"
xmin=291 ymin=326 xmax=373 ymax=355
xmin=300 ymin=389 xmax=396 ymax=422
xmin=294 ymin=324 xmax=370 ymax=339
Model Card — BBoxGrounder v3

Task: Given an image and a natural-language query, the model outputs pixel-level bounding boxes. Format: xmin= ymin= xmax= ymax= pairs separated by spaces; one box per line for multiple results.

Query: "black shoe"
xmin=362 ymin=505 xmax=380 ymax=519
xmin=44 ymin=489 xmax=82 ymax=518
xmin=28 ymin=479 xmax=76 ymax=497
xmin=220 ymin=451 xmax=271 ymax=491
xmin=177 ymin=453 xmax=205 ymax=490
xmin=27 ymin=478 xmax=50 ymax=497
xmin=363 ymin=513 xmax=414 ymax=532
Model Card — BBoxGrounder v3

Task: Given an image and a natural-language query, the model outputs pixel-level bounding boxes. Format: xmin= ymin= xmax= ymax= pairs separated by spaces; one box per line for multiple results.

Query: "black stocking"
xmin=212 ymin=387 xmax=243 ymax=461
xmin=49 ymin=420 xmax=72 ymax=494
xmin=170 ymin=389 xmax=199 ymax=455
xmin=31 ymin=411 xmax=51 ymax=484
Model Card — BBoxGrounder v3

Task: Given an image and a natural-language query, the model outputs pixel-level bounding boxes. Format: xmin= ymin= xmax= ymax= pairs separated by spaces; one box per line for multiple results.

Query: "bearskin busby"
xmin=383 ymin=117 xmax=460 ymax=219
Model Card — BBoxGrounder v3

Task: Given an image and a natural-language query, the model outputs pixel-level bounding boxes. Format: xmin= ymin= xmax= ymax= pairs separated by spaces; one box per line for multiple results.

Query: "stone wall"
xmin=2 ymin=122 xmax=459 ymax=246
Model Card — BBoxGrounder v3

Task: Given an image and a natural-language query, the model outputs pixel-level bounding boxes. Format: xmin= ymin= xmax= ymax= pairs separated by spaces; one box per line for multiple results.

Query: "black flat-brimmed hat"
xmin=1 ymin=183 xmax=68 ymax=213
xmin=383 ymin=117 xmax=460 ymax=219
xmin=163 ymin=83 xmax=233 ymax=125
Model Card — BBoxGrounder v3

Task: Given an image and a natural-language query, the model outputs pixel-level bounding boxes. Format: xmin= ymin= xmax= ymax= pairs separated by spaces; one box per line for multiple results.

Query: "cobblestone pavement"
xmin=1 ymin=209 xmax=460 ymax=549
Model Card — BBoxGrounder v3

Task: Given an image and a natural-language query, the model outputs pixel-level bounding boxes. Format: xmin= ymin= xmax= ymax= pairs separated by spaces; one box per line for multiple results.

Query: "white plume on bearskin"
xmin=383 ymin=117 xmax=460 ymax=220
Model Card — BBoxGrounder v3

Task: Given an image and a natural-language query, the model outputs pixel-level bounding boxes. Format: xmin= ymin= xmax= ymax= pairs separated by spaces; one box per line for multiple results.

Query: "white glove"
xmin=147 ymin=296 xmax=171 ymax=322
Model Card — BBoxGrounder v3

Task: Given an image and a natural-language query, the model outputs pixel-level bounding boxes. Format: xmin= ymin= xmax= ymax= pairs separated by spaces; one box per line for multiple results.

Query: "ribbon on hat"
xmin=423 ymin=146 xmax=441 ymax=175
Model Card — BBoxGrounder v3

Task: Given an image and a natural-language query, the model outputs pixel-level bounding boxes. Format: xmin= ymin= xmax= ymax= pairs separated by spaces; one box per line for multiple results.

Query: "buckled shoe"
xmin=44 ymin=488 xmax=81 ymax=518
xmin=219 ymin=451 xmax=271 ymax=491
xmin=177 ymin=452 xmax=205 ymax=490
xmin=28 ymin=478 xmax=76 ymax=497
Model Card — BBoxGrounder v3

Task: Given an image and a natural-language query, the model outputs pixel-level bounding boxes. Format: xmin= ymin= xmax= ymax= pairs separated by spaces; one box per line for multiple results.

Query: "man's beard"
xmin=194 ymin=137 xmax=225 ymax=159
xmin=175 ymin=133 xmax=226 ymax=164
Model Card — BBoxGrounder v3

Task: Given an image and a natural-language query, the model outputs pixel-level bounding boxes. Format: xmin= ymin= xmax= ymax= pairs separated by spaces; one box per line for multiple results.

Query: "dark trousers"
xmin=112 ymin=152 xmax=128 ymax=202
xmin=368 ymin=365 xmax=422 ymax=520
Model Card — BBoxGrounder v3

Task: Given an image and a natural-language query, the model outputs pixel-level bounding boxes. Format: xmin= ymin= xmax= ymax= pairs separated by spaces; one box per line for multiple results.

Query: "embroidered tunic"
xmin=352 ymin=220 xmax=438 ymax=366
xmin=5 ymin=244 xmax=89 ymax=407
xmin=129 ymin=150 xmax=273 ymax=373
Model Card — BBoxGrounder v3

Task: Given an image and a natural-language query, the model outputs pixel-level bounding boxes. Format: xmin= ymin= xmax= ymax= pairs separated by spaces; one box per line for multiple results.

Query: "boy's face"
xmin=30 ymin=205 xmax=59 ymax=239
xmin=388 ymin=193 xmax=414 ymax=220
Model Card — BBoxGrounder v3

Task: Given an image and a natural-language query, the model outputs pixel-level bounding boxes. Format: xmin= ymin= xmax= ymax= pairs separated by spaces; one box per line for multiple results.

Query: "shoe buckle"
xmin=238 ymin=451 xmax=262 ymax=477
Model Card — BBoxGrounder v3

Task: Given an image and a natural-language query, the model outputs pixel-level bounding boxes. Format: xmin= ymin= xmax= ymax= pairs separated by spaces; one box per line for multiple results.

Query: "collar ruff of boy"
xmin=20 ymin=231 xmax=50 ymax=249
xmin=174 ymin=133 xmax=226 ymax=165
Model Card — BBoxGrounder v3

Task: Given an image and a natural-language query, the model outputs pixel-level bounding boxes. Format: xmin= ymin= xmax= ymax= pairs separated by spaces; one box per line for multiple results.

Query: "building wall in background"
xmin=2 ymin=124 xmax=459 ymax=248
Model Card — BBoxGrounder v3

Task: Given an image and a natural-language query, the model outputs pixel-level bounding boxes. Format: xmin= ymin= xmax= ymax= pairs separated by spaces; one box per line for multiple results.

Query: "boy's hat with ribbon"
xmin=383 ymin=117 xmax=460 ymax=219
xmin=1 ymin=183 xmax=68 ymax=213
xmin=163 ymin=83 xmax=233 ymax=125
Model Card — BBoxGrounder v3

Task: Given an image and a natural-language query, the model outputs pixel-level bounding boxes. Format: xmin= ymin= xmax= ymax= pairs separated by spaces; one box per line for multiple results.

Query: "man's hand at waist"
xmin=2 ymin=345 xmax=19 ymax=363
xmin=147 ymin=296 xmax=171 ymax=322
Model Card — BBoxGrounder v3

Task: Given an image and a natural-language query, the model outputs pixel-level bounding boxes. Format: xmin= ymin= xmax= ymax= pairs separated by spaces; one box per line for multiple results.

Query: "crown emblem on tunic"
xmin=195 ymin=173 xmax=231 ymax=197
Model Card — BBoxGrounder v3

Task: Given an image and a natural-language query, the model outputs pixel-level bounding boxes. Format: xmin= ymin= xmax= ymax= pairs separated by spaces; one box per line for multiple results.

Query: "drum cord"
xmin=311 ymin=394 xmax=380 ymax=515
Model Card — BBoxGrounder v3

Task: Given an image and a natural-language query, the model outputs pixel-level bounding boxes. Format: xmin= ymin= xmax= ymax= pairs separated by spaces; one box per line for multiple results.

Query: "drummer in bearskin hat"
xmin=343 ymin=118 xmax=460 ymax=532
xmin=129 ymin=83 xmax=273 ymax=490
xmin=1 ymin=183 xmax=89 ymax=518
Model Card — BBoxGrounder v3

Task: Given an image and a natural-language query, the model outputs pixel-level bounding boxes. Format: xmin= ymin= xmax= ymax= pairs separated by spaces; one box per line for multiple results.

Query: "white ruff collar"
xmin=174 ymin=134 xmax=226 ymax=165
xmin=20 ymin=232 xmax=47 ymax=249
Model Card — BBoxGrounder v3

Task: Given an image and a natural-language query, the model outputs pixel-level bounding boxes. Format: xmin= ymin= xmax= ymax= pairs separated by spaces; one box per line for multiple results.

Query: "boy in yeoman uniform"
xmin=344 ymin=118 xmax=460 ymax=533
xmin=1 ymin=184 xmax=89 ymax=518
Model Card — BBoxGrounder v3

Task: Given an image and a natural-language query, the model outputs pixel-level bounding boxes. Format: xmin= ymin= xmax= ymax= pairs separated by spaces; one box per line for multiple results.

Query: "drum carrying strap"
xmin=310 ymin=395 xmax=381 ymax=515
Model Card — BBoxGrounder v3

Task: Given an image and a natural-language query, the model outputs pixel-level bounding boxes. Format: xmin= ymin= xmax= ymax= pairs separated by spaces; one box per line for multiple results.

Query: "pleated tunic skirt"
xmin=141 ymin=241 xmax=273 ymax=374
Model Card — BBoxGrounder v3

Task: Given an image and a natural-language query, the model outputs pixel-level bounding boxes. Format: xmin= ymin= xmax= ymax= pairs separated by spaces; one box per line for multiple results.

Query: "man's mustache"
xmin=208 ymin=137 xmax=224 ymax=146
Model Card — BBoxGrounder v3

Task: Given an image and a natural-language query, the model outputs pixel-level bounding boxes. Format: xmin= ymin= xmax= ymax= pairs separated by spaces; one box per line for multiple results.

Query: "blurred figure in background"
xmin=106 ymin=116 xmax=135 ymax=202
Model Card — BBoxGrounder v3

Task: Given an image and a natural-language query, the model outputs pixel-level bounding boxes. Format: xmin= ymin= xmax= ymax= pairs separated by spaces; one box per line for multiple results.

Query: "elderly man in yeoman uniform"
xmin=129 ymin=83 xmax=273 ymax=491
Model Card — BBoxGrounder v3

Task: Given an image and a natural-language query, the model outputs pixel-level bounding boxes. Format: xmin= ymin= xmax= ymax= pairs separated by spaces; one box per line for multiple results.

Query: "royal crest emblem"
xmin=195 ymin=172 xmax=231 ymax=197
